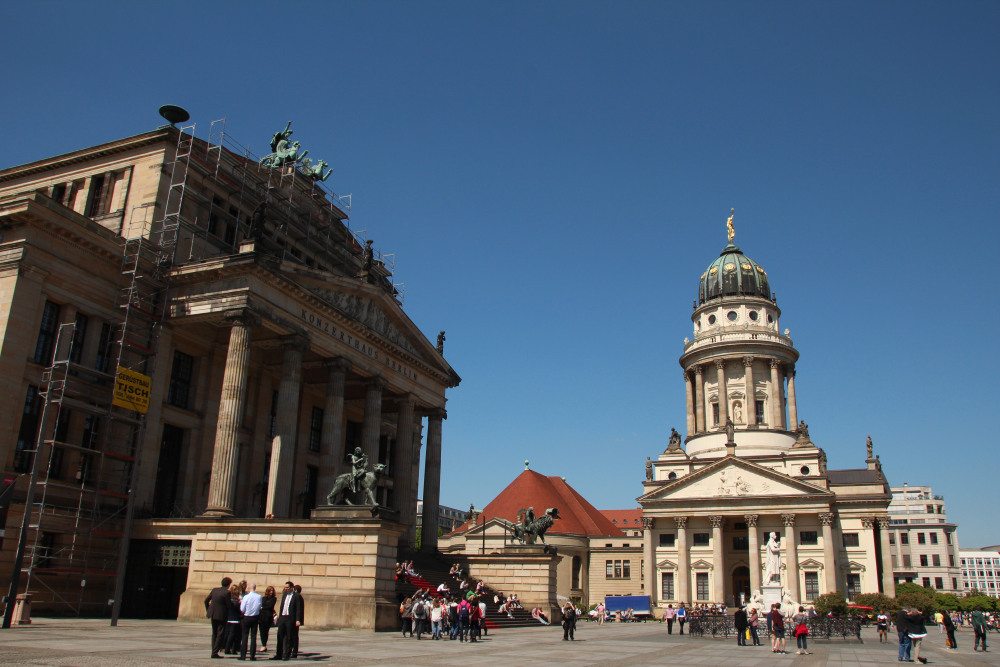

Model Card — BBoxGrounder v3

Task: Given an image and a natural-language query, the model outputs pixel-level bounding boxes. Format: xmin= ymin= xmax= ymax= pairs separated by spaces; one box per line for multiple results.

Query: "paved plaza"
xmin=0 ymin=619 xmax=997 ymax=666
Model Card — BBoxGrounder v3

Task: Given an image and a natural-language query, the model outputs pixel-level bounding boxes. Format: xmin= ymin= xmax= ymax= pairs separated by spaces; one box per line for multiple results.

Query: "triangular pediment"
xmin=800 ymin=558 xmax=825 ymax=570
xmin=656 ymin=559 xmax=678 ymax=570
xmin=638 ymin=456 xmax=832 ymax=503
xmin=690 ymin=559 xmax=713 ymax=570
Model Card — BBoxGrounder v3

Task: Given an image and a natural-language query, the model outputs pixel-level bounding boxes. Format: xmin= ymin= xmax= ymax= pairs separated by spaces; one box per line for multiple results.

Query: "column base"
xmin=200 ymin=508 xmax=234 ymax=518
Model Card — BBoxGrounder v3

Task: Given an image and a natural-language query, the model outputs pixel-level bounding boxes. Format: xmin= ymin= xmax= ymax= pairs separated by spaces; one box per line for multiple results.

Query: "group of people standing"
xmin=205 ymin=577 xmax=304 ymax=661
xmin=399 ymin=592 xmax=488 ymax=642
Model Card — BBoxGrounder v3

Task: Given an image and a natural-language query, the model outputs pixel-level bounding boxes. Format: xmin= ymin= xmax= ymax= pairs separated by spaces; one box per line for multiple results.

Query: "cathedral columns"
xmin=877 ymin=516 xmax=896 ymax=597
xmin=361 ymin=376 xmax=385 ymax=464
xmin=746 ymin=514 xmax=761 ymax=594
xmin=266 ymin=335 xmax=306 ymax=518
xmin=710 ymin=515 xmax=725 ymax=603
xmin=782 ymin=513 xmax=800 ymax=601
xmin=319 ymin=358 xmax=349 ymax=495
xmin=715 ymin=360 xmax=728 ymax=428
xmin=420 ymin=409 xmax=445 ymax=552
xmin=769 ymin=359 xmax=783 ymax=429
xmin=392 ymin=394 xmax=417 ymax=545
xmin=820 ymin=512 xmax=838 ymax=594
xmin=684 ymin=370 xmax=696 ymax=435
xmin=204 ymin=311 xmax=255 ymax=517
xmin=675 ymin=517 xmax=690 ymax=602
xmin=642 ymin=517 xmax=656 ymax=602
xmin=694 ymin=366 xmax=706 ymax=433
xmin=786 ymin=368 xmax=798 ymax=427
xmin=743 ymin=356 xmax=756 ymax=427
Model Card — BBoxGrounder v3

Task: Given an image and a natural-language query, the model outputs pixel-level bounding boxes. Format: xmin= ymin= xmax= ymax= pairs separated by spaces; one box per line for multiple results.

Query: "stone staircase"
xmin=395 ymin=551 xmax=553 ymax=630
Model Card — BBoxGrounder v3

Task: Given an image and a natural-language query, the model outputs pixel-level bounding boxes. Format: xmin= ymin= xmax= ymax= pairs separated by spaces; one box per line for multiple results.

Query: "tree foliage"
xmin=853 ymin=592 xmax=897 ymax=613
xmin=813 ymin=592 xmax=848 ymax=616
xmin=934 ymin=593 xmax=961 ymax=612
xmin=895 ymin=582 xmax=938 ymax=612
xmin=960 ymin=593 xmax=998 ymax=612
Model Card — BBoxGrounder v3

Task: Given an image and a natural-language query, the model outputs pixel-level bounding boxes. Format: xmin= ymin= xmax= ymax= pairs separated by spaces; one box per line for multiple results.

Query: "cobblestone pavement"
xmin=0 ymin=619 xmax=997 ymax=666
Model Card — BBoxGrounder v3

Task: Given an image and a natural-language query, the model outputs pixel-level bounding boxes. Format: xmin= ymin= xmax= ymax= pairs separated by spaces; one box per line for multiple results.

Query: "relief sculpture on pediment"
xmin=309 ymin=287 xmax=419 ymax=356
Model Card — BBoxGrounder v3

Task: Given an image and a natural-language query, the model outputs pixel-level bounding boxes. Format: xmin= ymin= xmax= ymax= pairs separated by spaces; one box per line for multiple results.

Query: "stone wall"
xmin=161 ymin=516 xmax=402 ymax=630
xmin=463 ymin=546 xmax=561 ymax=617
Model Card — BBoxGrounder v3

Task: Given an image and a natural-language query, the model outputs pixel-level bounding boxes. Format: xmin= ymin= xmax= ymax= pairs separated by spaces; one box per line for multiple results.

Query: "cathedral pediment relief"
xmin=307 ymin=286 xmax=421 ymax=356
xmin=638 ymin=457 xmax=831 ymax=503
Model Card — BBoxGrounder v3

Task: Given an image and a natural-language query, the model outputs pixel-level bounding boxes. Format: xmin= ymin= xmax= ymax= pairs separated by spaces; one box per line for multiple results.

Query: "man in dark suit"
xmin=290 ymin=584 xmax=305 ymax=658
xmin=272 ymin=581 xmax=301 ymax=661
xmin=734 ymin=606 xmax=749 ymax=646
xmin=205 ymin=576 xmax=233 ymax=659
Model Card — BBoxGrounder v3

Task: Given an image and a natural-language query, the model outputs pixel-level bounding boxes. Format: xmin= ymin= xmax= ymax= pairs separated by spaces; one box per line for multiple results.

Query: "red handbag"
xmin=794 ymin=623 xmax=809 ymax=637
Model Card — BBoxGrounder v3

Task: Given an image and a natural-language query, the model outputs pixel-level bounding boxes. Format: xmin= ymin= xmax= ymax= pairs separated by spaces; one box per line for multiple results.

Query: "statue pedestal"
xmin=761 ymin=584 xmax=783 ymax=610
xmin=503 ymin=543 xmax=557 ymax=556
xmin=311 ymin=504 xmax=399 ymax=521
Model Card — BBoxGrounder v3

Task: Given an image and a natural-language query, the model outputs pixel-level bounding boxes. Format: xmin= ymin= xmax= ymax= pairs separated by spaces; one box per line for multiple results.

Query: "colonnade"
xmin=682 ymin=356 xmax=798 ymax=435
xmin=201 ymin=310 xmax=446 ymax=550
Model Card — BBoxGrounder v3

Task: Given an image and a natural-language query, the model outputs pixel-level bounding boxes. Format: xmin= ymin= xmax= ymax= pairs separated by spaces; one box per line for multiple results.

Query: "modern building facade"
xmin=416 ymin=499 xmax=468 ymax=535
xmin=960 ymin=548 xmax=1000 ymax=597
xmin=638 ymin=220 xmax=895 ymax=609
xmin=886 ymin=484 xmax=962 ymax=593
xmin=0 ymin=117 xmax=459 ymax=621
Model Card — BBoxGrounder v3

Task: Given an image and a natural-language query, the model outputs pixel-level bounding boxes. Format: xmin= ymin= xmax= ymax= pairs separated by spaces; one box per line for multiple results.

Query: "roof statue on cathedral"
xmin=726 ymin=207 xmax=736 ymax=244
xmin=260 ymin=121 xmax=333 ymax=181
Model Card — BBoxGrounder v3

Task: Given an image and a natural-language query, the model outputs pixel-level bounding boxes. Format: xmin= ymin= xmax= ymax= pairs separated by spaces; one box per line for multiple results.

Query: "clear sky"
xmin=3 ymin=1 xmax=998 ymax=547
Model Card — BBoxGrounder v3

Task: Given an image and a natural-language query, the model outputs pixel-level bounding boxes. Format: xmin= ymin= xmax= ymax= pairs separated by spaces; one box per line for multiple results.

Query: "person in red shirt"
xmin=770 ymin=603 xmax=787 ymax=654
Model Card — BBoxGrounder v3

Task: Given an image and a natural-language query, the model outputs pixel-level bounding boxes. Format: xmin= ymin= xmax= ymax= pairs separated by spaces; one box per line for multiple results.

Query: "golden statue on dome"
xmin=726 ymin=208 xmax=736 ymax=243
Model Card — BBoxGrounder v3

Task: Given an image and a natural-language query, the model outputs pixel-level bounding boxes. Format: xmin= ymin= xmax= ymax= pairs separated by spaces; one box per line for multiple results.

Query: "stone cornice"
xmin=0 ymin=193 xmax=123 ymax=264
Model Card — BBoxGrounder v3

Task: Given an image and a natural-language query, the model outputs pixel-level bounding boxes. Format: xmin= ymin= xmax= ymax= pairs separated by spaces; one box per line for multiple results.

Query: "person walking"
xmin=734 ymin=606 xmax=748 ymax=646
xmin=412 ymin=595 xmax=428 ymax=639
xmin=205 ymin=576 xmax=233 ymax=659
xmin=908 ymin=608 xmax=929 ymax=664
xmin=596 ymin=602 xmax=606 ymax=625
xmin=973 ymin=608 xmax=990 ymax=652
xmin=942 ymin=609 xmax=958 ymax=650
xmin=259 ymin=586 xmax=277 ymax=654
xmin=562 ymin=602 xmax=577 ymax=641
xmin=769 ymin=604 xmax=787 ymax=654
xmin=239 ymin=583 xmax=262 ymax=661
xmin=226 ymin=583 xmax=242 ymax=655
xmin=792 ymin=606 xmax=810 ymax=655
xmin=664 ymin=604 xmax=676 ymax=634
xmin=431 ymin=599 xmax=443 ymax=639
xmin=897 ymin=607 xmax=913 ymax=662
xmin=677 ymin=603 xmax=687 ymax=635
xmin=457 ymin=597 xmax=472 ymax=642
xmin=876 ymin=610 xmax=889 ymax=644
xmin=749 ymin=607 xmax=761 ymax=646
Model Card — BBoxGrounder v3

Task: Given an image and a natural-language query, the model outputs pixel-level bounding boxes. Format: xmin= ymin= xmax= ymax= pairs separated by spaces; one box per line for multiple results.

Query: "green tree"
xmin=814 ymin=592 xmax=848 ymax=616
xmin=934 ymin=592 xmax=961 ymax=612
xmin=960 ymin=593 xmax=997 ymax=612
xmin=895 ymin=582 xmax=937 ymax=612
xmin=853 ymin=592 xmax=898 ymax=613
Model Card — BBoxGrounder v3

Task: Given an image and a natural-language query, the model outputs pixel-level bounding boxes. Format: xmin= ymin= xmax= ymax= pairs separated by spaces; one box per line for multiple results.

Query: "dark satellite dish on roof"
xmin=158 ymin=104 xmax=190 ymax=126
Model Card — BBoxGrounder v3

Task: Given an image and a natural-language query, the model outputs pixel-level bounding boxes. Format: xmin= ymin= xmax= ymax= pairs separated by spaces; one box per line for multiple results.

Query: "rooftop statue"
xmin=866 ymin=434 xmax=874 ymax=460
xmin=358 ymin=239 xmax=374 ymax=281
xmin=796 ymin=420 xmax=811 ymax=443
xmin=301 ymin=157 xmax=333 ymax=182
xmin=726 ymin=207 xmax=736 ymax=243
xmin=260 ymin=121 xmax=309 ymax=168
xmin=666 ymin=427 xmax=682 ymax=452
xmin=512 ymin=507 xmax=560 ymax=545
xmin=436 ymin=330 xmax=446 ymax=354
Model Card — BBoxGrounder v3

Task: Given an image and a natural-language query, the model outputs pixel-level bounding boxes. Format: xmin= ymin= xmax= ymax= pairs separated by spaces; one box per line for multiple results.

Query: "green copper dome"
xmin=698 ymin=243 xmax=772 ymax=305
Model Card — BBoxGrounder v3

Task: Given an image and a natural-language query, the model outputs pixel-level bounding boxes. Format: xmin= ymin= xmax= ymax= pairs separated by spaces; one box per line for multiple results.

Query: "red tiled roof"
xmin=600 ymin=509 xmax=644 ymax=530
xmin=452 ymin=470 xmax=625 ymax=537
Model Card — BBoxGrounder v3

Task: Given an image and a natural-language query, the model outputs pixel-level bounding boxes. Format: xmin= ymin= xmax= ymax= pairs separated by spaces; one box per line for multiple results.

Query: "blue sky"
xmin=3 ymin=1 xmax=998 ymax=547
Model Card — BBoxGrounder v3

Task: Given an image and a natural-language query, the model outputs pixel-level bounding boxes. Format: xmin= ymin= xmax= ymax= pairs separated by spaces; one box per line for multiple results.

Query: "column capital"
xmin=694 ymin=365 xmax=704 ymax=377
xmin=642 ymin=517 xmax=654 ymax=530
xmin=861 ymin=516 xmax=876 ymax=529
xmin=818 ymin=512 xmax=835 ymax=527
xmin=787 ymin=366 xmax=796 ymax=377
xmin=769 ymin=358 xmax=781 ymax=369
xmin=281 ymin=332 xmax=309 ymax=351
xmin=781 ymin=513 xmax=796 ymax=527
xmin=714 ymin=359 xmax=726 ymax=370
xmin=743 ymin=355 xmax=754 ymax=368
xmin=367 ymin=374 xmax=387 ymax=390
xmin=222 ymin=308 xmax=260 ymax=327
xmin=876 ymin=515 xmax=891 ymax=530
xmin=673 ymin=516 xmax=688 ymax=529
xmin=709 ymin=515 xmax=724 ymax=529
xmin=744 ymin=513 xmax=759 ymax=527
xmin=423 ymin=407 xmax=447 ymax=421
xmin=324 ymin=356 xmax=352 ymax=373
xmin=684 ymin=369 xmax=693 ymax=381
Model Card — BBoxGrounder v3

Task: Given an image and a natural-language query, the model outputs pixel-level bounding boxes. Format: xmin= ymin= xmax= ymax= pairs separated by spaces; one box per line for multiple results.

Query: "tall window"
xmin=932 ymin=555 xmax=941 ymax=567
xmin=754 ymin=399 xmax=766 ymax=424
xmin=69 ymin=313 xmax=88 ymax=363
xmin=308 ymin=407 xmax=323 ymax=452
xmin=919 ymin=555 xmax=928 ymax=567
xmin=15 ymin=386 xmax=42 ymax=472
xmin=922 ymin=577 xmax=931 ymax=588
xmin=344 ymin=421 xmax=362 ymax=462
xmin=33 ymin=301 xmax=61 ymax=364
xmin=930 ymin=533 xmax=938 ymax=545
xmin=732 ymin=535 xmax=749 ymax=550
xmin=917 ymin=533 xmax=926 ymax=545
xmin=900 ymin=533 xmax=909 ymax=545
xmin=622 ymin=561 xmax=631 ymax=579
xmin=605 ymin=561 xmax=613 ymax=578
xmin=614 ymin=561 xmax=622 ymax=578
xmin=711 ymin=403 xmax=720 ymax=427
xmin=804 ymin=572 xmax=819 ymax=600
xmin=934 ymin=577 xmax=943 ymax=589
xmin=95 ymin=322 xmax=115 ymax=373
xmin=903 ymin=555 xmax=911 ymax=567
xmin=48 ymin=409 xmax=70 ymax=479
xmin=301 ymin=465 xmax=318 ymax=519
xmin=661 ymin=572 xmax=675 ymax=599
xmin=85 ymin=173 xmax=112 ymax=217
xmin=78 ymin=415 xmax=100 ymax=484
xmin=696 ymin=573 xmax=709 ymax=600
xmin=846 ymin=573 xmax=861 ymax=597
xmin=167 ymin=351 xmax=194 ymax=409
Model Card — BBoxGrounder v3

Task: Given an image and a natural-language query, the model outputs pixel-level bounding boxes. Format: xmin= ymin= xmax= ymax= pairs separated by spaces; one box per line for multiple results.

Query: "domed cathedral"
xmin=638 ymin=210 xmax=894 ymax=613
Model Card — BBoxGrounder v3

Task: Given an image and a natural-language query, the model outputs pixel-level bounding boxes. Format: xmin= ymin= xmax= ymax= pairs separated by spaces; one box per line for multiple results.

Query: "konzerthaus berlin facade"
xmin=0 ymin=118 xmax=459 ymax=625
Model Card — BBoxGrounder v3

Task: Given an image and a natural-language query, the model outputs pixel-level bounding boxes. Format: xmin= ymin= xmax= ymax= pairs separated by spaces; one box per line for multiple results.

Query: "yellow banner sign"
xmin=113 ymin=366 xmax=151 ymax=414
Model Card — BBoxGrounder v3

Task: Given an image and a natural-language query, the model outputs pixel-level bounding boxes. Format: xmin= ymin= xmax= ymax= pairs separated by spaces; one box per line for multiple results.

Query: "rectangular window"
xmin=754 ymin=400 xmax=765 ymax=424
xmin=166 ymin=351 xmax=195 ymax=409
xmin=846 ymin=573 xmax=861 ymax=597
xmin=732 ymin=536 xmax=748 ymax=551
xmin=949 ymin=555 xmax=955 ymax=567
xmin=605 ymin=561 xmax=613 ymax=578
xmin=902 ymin=555 xmax=911 ymax=567
xmin=930 ymin=533 xmax=938 ymax=545
xmin=804 ymin=571 xmax=819 ymax=601
xmin=842 ymin=533 xmax=860 ymax=547
xmin=889 ymin=533 xmax=896 ymax=544
xmin=86 ymin=173 xmax=111 ymax=217
xmin=33 ymin=301 xmax=61 ymax=364
xmin=922 ymin=577 xmax=931 ymax=588
xmin=614 ymin=561 xmax=622 ymax=578
xmin=696 ymin=573 xmax=709 ymax=600
xmin=945 ymin=532 xmax=952 ymax=545
xmin=622 ymin=561 xmax=631 ymax=579
xmin=900 ymin=533 xmax=909 ymax=545
xmin=693 ymin=533 xmax=710 ymax=547
xmin=918 ymin=533 xmax=926 ymax=545
xmin=932 ymin=555 xmax=940 ymax=567
xmin=661 ymin=572 xmax=674 ymax=599
xmin=48 ymin=409 xmax=70 ymax=479
xmin=95 ymin=322 xmax=115 ymax=373
xmin=659 ymin=533 xmax=675 ymax=547
xmin=78 ymin=415 xmax=100 ymax=484
xmin=920 ymin=555 xmax=928 ymax=567
xmin=308 ymin=407 xmax=323 ymax=452
xmin=935 ymin=577 xmax=943 ymax=589
xmin=14 ymin=385 xmax=42 ymax=472
xmin=69 ymin=313 xmax=88 ymax=364
xmin=712 ymin=403 xmax=720 ymax=427
xmin=799 ymin=531 xmax=818 ymax=546
xmin=952 ymin=577 xmax=958 ymax=590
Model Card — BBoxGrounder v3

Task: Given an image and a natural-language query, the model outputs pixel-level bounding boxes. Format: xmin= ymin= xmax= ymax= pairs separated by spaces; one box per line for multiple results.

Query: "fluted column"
xmin=782 ymin=513 xmax=800 ymax=601
xmin=743 ymin=356 xmax=756 ymax=427
xmin=684 ymin=370 xmax=696 ymax=436
xmin=420 ymin=409 xmax=445 ymax=551
xmin=715 ymin=360 xmax=728 ymax=428
xmin=694 ymin=366 xmax=705 ymax=433
xmin=819 ymin=512 xmax=838 ymax=594
xmin=769 ymin=360 xmax=782 ymax=429
xmin=265 ymin=336 xmax=306 ymax=518
xmin=746 ymin=514 xmax=761 ymax=593
xmin=204 ymin=312 xmax=254 ymax=516
xmin=710 ymin=515 xmax=725 ymax=603
xmin=877 ymin=516 xmax=896 ymax=597
xmin=787 ymin=368 xmax=798 ymax=427
xmin=676 ymin=516 xmax=690 ymax=603
xmin=393 ymin=394 xmax=417 ymax=544
xmin=361 ymin=376 xmax=385 ymax=464
xmin=319 ymin=358 xmax=349 ymax=496
xmin=642 ymin=517 xmax=656 ymax=601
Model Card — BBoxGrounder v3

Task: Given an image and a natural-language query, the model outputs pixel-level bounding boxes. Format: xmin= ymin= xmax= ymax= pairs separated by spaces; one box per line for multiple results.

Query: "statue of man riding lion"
xmin=511 ymin=507 xmax=560 ymax=544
